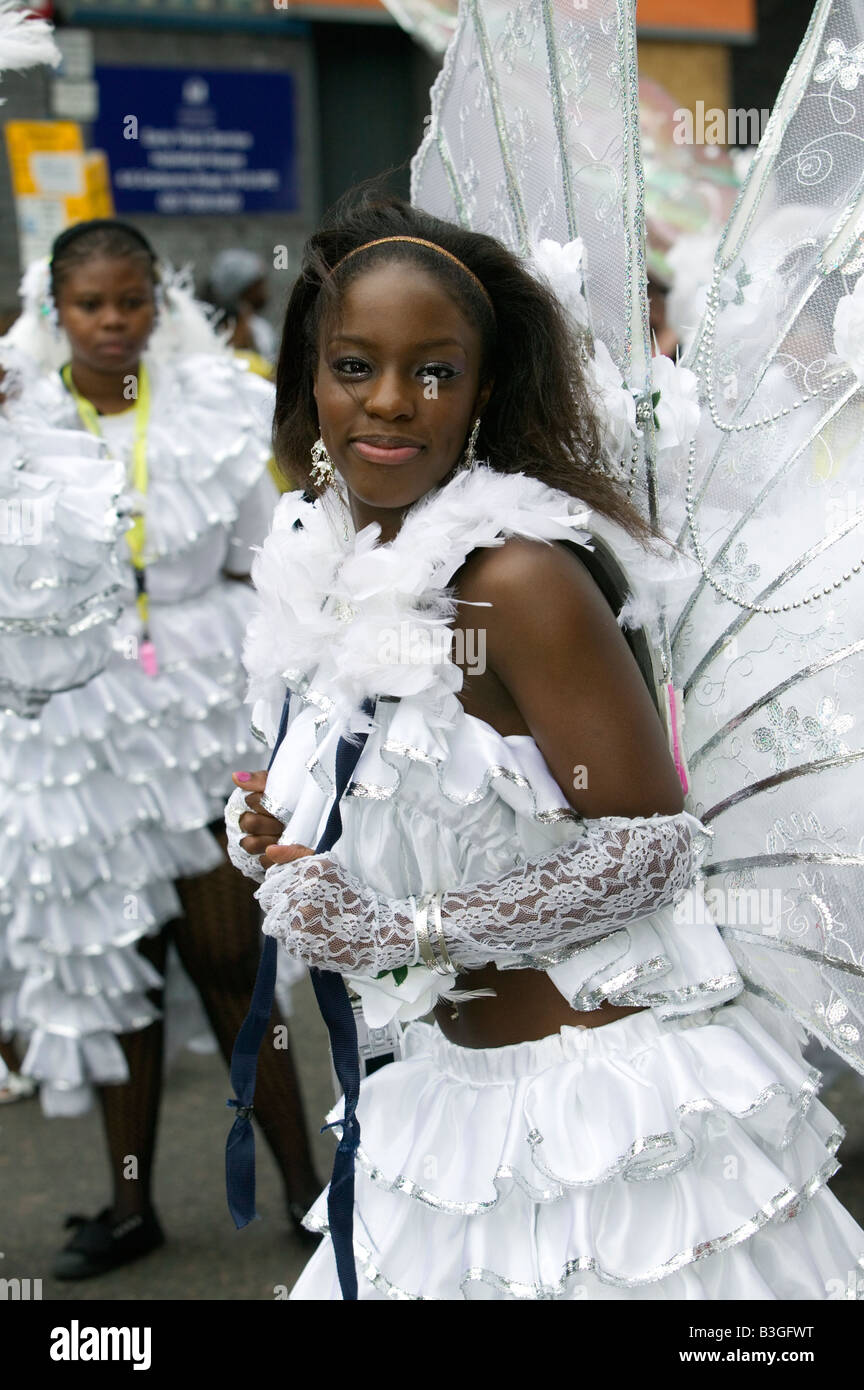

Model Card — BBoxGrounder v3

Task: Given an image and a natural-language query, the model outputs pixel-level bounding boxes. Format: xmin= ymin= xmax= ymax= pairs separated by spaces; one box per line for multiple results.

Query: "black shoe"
xmin=53 ymin=1206 xmax=165 ymax=1280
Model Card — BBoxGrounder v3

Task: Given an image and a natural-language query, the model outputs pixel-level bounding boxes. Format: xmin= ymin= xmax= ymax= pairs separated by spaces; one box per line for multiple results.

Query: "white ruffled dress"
xmin=0 ymin=354 xmax=277 ymax=1115
xmin=242 ymin=466 xmax=864 ymax=1300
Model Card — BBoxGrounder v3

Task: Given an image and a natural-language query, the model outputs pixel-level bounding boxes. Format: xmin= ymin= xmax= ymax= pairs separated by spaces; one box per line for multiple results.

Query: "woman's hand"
xmin=230 ymin=770 xmax=283 ymax=865
xmin=264 ymin=842 xmax=315 ymax=866
xmin=257 ymin=852 xmax=414 ymax=973
xmin=231 ymin=771 xmax=316 ymax=869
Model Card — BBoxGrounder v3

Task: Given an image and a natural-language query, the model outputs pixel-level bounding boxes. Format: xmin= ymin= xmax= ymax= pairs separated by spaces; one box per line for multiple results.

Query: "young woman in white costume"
xmin=227 ymin=193 xmax=864 ymax=1300
xmin=0 ymin=219 xmax=320 ymax=1277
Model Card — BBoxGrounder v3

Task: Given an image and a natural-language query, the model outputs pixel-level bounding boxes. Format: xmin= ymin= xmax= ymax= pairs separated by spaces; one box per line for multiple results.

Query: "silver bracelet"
xmin=429 ymin=892 xmax=457 ymax=975
xmin=414 ymin=895 xmax=438 ymax=971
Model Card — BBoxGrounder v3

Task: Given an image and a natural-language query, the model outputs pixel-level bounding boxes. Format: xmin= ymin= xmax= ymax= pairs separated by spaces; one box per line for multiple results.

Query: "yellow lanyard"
xmin=61 ymin=361 xmax=152 ymax=627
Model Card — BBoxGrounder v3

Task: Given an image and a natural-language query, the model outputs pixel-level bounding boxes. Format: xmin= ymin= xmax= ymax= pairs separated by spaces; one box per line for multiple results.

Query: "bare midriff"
xmin=433 ymin=962 xmax=646 ymax=1048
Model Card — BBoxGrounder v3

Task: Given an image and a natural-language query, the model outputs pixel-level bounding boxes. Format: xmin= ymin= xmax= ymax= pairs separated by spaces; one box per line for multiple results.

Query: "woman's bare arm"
xmin=452 ymin=536 xmax=684 ymax=819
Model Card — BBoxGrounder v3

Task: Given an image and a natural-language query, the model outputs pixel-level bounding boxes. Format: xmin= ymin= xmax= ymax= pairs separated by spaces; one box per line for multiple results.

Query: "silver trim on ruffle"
xmin=303 ymin=1150 xmax=854 ymax=1298
xmin=325 ymin=1048 xmax=829 ymax=1212
xmin=344 ymin=741 xmax=579 ymax=823
xmin=0 ymin=588 xmax=125 ymax=637
xmin=607 ymin=972 xmax=743 ymax=1014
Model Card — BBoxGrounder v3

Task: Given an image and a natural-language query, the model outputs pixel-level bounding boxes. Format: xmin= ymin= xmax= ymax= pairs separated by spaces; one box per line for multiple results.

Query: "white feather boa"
xmin=243 ymin=463 xmax=595 ymax=741
xmin=0 ymin=4 xmax=59 ymax=90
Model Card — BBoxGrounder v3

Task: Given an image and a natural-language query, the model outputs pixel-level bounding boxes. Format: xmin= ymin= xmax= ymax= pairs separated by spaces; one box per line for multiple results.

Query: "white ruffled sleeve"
xmin=0 ymin=422 xmax=127 ymax=716
xmin=226 ymin=470 xmax=280 ymax=576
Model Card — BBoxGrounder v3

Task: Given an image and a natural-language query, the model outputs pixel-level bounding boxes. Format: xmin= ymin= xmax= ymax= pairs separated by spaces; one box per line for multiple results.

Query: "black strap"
xmin=225 ymin=694 xmax=375 ymax=1302
xmin=225 ymin=695 xmax=293 ymax=1228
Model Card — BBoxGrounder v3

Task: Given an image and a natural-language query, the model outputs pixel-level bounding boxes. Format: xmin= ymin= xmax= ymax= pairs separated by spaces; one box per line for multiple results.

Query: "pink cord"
xmin=664 ymin=681 xmax=689 ymax=794
xmin=138 ymin=640 xmax=159 ymax=678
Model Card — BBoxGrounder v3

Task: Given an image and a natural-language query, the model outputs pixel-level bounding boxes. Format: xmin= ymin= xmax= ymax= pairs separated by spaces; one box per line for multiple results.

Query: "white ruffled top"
xmin=0 ymin=415 xmax=126 ymax=717
xmin=244 ymin=465 xmax=743 ymax=1026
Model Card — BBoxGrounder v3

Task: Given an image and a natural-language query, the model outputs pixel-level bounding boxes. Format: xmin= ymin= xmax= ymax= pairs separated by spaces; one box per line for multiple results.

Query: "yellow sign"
xmin=5 ymin=120 xmax=84 ymax=196
xmin=69 ymin=150 xmax=114 ymax=220
xmin=4 ymin=121 xmax=114 ymax=263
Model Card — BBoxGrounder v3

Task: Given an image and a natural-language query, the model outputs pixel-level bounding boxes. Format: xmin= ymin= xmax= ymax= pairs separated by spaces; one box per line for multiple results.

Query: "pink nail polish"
xmin=235 ymin=771 xmax=251 ymax=782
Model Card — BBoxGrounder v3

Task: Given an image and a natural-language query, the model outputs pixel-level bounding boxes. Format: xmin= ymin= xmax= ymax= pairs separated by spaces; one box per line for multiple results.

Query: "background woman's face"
xmin=56 ymin=256 xmax=156 ymax=374
xmin=313 ymin=261 xmax=490 ymax=512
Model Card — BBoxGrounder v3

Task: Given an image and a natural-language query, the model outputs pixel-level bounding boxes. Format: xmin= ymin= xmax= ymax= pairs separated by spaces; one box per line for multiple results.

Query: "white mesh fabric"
xmin=410 ymin=0 xmax=864 ymax=1071
xmin=410 ymin=0 xmax=653 ymax=404
xmin=666 ymin=0 xmax=864 ymax=1071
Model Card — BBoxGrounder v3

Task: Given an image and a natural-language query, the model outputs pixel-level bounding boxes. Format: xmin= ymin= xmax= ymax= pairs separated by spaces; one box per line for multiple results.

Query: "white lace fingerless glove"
xmin=256 ymin=811 xmax=706 ymax=976
xmin=225 ymin=785 xmax=267 ymax=884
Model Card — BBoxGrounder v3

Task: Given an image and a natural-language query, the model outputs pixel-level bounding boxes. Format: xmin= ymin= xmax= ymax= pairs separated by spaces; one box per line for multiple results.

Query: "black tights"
xmin=99 ymin=829 xmax=320 ymax=1222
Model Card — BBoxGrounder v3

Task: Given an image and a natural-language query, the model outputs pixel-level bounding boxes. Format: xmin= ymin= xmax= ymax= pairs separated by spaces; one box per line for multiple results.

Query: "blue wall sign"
xmin=93 ymin=66 xmax=298 ymax=215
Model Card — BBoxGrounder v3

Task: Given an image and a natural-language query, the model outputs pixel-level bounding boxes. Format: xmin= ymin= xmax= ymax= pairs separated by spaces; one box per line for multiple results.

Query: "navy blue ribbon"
xmin=226 ymin=694 xmax=375 ymax=1302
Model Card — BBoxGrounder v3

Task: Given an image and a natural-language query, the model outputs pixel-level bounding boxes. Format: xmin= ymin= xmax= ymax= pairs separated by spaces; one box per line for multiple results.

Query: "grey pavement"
xmin=1 ymin=973 xmax=335 ymax=1302
xmin=2 ymin=979 xmax=864 ymax=1301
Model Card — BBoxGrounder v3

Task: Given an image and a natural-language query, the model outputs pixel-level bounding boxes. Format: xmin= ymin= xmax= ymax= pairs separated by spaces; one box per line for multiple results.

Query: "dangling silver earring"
xmin=461 ymin=417 xmax=481 ymax=473
xmin=310 ymin=435 xmax=335 ymax=489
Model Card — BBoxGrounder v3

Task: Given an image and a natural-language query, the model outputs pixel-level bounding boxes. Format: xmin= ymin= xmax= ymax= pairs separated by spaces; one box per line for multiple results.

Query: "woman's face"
xmin=313 ymin=261 xmax=491 ymax=515
xmin=56 ymin=255 xmax=156 ymax=374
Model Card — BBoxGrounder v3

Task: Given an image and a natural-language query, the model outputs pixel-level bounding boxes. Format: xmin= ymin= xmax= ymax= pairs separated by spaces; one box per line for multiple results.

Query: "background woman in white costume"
xmin=0 ymin=219 xmax=320 ymax=1278
xmin=0 ymin=7 xmax=128 ymax=1097
xmin=228 ymin=191 xmax=864 ymax=1299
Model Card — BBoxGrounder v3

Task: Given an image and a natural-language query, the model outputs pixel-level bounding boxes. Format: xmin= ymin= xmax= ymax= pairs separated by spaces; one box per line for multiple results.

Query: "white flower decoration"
xmin=530 ymin=237 xmax=591 ymax=331
xmin=832 ymin=273 xmax=864 ymax=384
xmin=348 ymin=964 xmax=469 ymax=1028
xmin=713 ymin=540 xmax=760 ymax=604
xmin=813 ymin=38 xmax=864 ymax=91
xmin=800 ymin=696 xmax=854 ymax=760
xmin=752 ymin=700 xmax=807 ymax=771
xmin=650 ymin=354 xmax=701 ymax=452
xmin=584 ymin=337 xmax=639 ymax=464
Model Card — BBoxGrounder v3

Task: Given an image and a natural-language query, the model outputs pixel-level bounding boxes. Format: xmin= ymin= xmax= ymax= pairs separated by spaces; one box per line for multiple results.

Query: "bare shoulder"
xmin=453 ymin=535 xmax=684 ymax=816
xmin=457 ymin=534 xmax=583 ymax=588
xmin=454 ymin=535 xmax=620 ymax=642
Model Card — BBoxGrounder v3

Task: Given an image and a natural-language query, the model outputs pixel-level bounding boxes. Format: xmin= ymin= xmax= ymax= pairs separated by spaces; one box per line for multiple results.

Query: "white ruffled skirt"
xmin=291 ymin=1000 xmax=864 ymax=1299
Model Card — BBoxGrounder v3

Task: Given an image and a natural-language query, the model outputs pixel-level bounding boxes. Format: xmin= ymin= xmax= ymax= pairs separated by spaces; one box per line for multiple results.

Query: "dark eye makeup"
xmin=329 ymin=357 xmax=463 ymax=382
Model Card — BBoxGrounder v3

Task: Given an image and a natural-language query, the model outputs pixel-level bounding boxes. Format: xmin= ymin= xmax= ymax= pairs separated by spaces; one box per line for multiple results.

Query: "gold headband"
xmin=328 ymin=236 xmax=495 ymax=315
